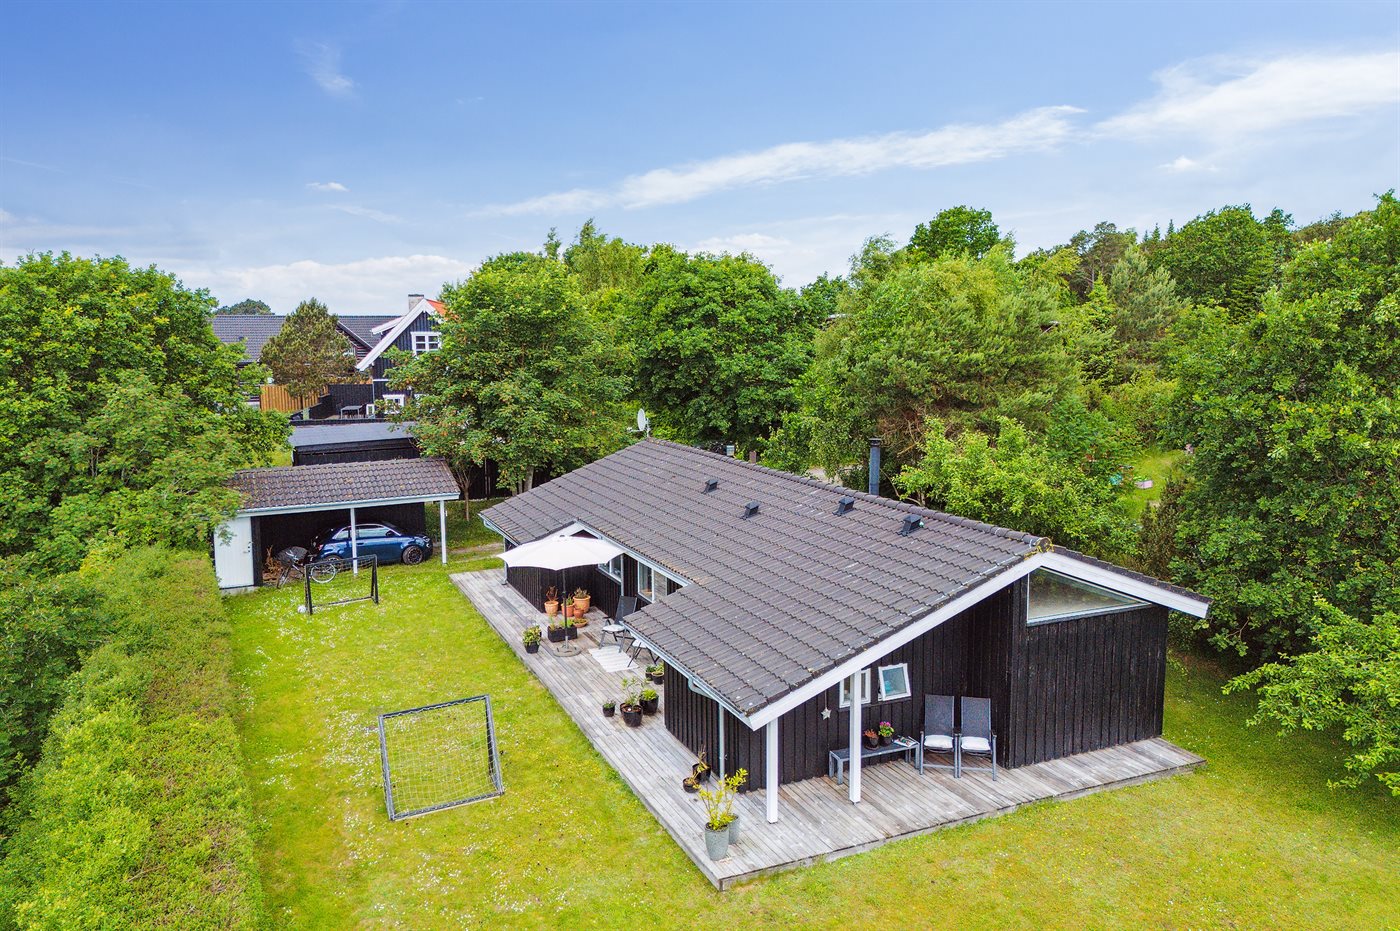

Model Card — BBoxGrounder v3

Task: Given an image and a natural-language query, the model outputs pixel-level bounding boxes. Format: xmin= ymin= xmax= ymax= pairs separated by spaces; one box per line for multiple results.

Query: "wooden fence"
xmin=260 ymin=384 xmax=324 ymax=413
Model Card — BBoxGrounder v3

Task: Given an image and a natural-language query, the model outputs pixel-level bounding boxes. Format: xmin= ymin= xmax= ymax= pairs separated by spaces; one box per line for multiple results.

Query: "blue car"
xmin=313 ymin=521 xmax=432 ymax=566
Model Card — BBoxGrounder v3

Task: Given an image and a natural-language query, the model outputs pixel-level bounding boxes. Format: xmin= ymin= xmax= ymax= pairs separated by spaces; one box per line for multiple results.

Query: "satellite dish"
xmin=636 ymin=408 xmax=650 ymax=434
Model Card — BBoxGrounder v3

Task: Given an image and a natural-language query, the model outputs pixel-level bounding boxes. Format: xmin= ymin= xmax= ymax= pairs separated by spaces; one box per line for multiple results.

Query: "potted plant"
xmin=544 ymin=586 xmax=559 ymax=617
xmin=522 ymin=625 xmax=542 ymax=654
xmin=724 ymin=769 xmax=748 ymax=844
xmin=647 ymin=661 xmax=666 ymax=683
xmin=640 ymin=686 xmax=659 ymax=715
xmin=699 ymin=767 xmax=747 ymax=858
xmin=620 ymin=676 xmax=643 ymax=728
xmin=547 ymin=621 xmax=565 ymax=643
xmin=692 ymin=748 xmax=711 ymax=784
xmin=573 ymin=587 xmax=591 ymax=614
xmin=563 ymin=617 xmax=578 ymax=640
xmin=682 ymin=775 xmax=699 ymax=793
xmin=878 ymin=721 xmax=894 ymax=746
xmin=563 ymin=595 xmax=575 ymax=619
xmin=602 ymin=700 xmax=616 ymax=718
xmin=863 ymin=728 xmax=879 ymax=750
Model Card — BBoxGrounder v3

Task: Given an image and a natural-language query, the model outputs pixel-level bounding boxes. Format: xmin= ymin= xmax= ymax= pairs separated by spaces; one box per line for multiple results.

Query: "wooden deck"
xmin=452 ymin=568 xmax=1205 ymax=890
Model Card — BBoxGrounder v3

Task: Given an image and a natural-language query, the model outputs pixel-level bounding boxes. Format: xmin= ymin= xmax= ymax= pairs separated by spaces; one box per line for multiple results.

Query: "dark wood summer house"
xmin=480 ymin=439 xmax=1208 ymax=825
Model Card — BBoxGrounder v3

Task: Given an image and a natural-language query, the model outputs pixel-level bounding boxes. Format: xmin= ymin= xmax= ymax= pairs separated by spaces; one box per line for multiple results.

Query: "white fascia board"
xmin=745 ymin=555 xmax=1046 ymax=729
xmin=356 ymin=305 xmax=438 ymax=371
xmin=1038 ymin=551 xmax=1211 ymax=617
xmin=236 ymin=492 xmax=459 ymax=518
xmin=619 ymin=623 xmax=750 ymax=721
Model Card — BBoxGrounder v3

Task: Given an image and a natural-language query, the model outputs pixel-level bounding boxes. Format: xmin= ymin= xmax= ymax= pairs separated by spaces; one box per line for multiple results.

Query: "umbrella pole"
xmin=556 ymin=565 xmax=580 ymax=657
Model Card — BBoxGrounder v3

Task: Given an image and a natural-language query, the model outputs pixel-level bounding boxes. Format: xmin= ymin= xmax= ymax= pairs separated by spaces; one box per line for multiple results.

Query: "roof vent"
xmin=703 ymin=478 xmax=719 ymax=493
xmin=835 ymin=496 xmax=855 ymax=516
xmin=742 ymin=502 xmax=760 ymax=519
xmin=899 ymin=514 xmax=923 ymax=536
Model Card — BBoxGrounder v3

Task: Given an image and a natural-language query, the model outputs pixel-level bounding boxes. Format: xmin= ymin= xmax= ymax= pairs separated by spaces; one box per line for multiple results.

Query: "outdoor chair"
xmin=918 ymin=694 xmax=959 ymax=776
xmin=958 ymin=697 xmax=997 ymax=781
xmin=600 ymin=596 xmax=637 ymax=652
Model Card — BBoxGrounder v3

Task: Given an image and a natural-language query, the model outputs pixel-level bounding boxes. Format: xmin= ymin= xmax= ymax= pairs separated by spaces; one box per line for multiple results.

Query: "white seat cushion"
xmin=601 ymin=623 xmax=626 ymax=632
xmin=923 ymin=734 xmax=954 ymax=751
xmin=961 ymin=736 xmax=991 ymax=753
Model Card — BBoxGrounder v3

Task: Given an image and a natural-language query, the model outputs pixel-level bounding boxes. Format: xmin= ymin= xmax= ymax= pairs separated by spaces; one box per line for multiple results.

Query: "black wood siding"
xmin=662 ymin=577 xmax=1168 ymax=785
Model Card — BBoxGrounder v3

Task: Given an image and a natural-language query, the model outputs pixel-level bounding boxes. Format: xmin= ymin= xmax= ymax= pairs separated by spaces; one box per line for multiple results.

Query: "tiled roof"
xmin=336 ymin=315 xmax=399 ymax=350
xmin=481 ymin=440 xmax=1045 ymax=717
xmin=210 ymin=315 xmax=286 ymax=362
xmin=231 ymin=457 xmax=458 ymax=512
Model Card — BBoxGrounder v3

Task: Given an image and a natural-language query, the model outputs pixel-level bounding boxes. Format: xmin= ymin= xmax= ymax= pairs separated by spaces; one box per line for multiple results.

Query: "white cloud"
xmin=307 ymin=181 xmax=348 ymax=193
xmin=1160 ymin=155 xmax=1217 ymax=173
xmin=298 ymin=41 xmax=355 ymax=97
xmin=181 ymin=254 xmax=473 ymax=315
xmin=1098 ymin=50 xmax=1400 ymax=141
xmin=477 ymin=106 xmax=1082 ymax=216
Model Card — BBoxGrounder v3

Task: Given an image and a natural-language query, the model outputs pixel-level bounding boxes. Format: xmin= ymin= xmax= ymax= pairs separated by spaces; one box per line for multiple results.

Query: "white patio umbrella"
xmin=501 ymin=532 xmax=624 ymax=655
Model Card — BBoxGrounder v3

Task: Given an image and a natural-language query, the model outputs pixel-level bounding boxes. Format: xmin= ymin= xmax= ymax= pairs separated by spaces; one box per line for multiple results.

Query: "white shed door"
xmin=214 ymin=516 xmax=255 ymax=589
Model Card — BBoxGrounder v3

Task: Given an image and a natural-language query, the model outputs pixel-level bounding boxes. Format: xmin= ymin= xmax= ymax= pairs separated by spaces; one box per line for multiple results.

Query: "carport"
xmin=213 ymin=458 xmax=460 ymax=590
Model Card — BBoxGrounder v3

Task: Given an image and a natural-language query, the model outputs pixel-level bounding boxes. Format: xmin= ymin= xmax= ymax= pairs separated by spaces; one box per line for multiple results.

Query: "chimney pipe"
xmin=408 ymin=292 xmax=425 ymax=310
xmin=868 ymin=437 xmax=882 ymax=497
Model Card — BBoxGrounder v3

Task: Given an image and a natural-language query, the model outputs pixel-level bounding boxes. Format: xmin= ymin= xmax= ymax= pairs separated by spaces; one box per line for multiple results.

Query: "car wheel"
xmin=402 ymin=545 xmax=424 ymax=566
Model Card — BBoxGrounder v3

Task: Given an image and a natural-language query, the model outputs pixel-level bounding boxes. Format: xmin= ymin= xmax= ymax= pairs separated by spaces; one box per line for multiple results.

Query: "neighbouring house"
xmin=289 ymin=420 xmax=421 ymax=466
xmin=480 ymin=438 xmax=1209 ymax=826
xmin=212 ymin=457 xmax=459 ymax=590
xmin=353 ymin=293 xmax=445 ymax=409
xmin=210 ymin=312 xmax=392 ymax=368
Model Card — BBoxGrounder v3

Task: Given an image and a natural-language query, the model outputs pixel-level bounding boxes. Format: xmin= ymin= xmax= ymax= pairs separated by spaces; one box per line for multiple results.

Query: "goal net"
xmin=377 ymin=695 xmax=504 ymax=820
xmin=303 ymin=554 xmax=379 ymax=614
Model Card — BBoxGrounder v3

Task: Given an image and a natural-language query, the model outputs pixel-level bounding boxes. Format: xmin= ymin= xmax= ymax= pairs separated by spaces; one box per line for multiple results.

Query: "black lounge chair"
xmin=601 ymin=596 xmax=636 ymax=652
xmin=918 ymin=694 xmax=958 ymax=775
xmin=958 ymin=697 xmax=997 ymax=781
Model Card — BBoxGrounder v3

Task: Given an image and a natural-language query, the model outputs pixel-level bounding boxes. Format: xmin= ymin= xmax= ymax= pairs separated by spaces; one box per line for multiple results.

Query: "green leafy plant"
xmin=698 ymin=767 xmax=748 ymax=831
xmin=640 ymin=686 xmax=658 ymax=702
xmin=878 ymin=721 xmax=894 ymax=738
xmin=521 ymin=625 xmax=541 ymax=646
xmin=620 ymin=676 xmax=643 ymax=709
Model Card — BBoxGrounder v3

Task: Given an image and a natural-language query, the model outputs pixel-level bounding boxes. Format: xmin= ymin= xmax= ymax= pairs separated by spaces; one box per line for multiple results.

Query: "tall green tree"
xmin=773 ymin=247 xmax=1074 ymax=477
xmin=0 ymin=253 xmax=284 ymax=570
xmin=1152 ymin=205 xmax=1293 ymax=318
xmin=1169 ymin=193 xmax=1399 ymax=659
xmin=215 ymin=298 xmax=272 ymax=315
xmin=909 ymin=206 xmax=1002 ymax=261
xmin=258 ymin=298 xmax=355 ymax=401
xmin=624 ymin=246 xmax=814 ymax=451
xmin=393 ymin=253 xmax=628 ymax=496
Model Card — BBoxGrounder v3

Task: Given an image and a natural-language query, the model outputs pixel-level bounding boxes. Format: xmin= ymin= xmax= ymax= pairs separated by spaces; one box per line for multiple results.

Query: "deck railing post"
xmin=765 ymin=720 xmax=779 ymax=823
xmin=848 ymin=671 xmax=862 ymax=804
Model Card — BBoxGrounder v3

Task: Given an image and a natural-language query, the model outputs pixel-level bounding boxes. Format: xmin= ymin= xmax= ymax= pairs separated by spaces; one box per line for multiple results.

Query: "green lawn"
xmin=1124 ymin=447 xmax=1184 ymax=520
xmin=227 ymin=554 xmax=1399 ymax=929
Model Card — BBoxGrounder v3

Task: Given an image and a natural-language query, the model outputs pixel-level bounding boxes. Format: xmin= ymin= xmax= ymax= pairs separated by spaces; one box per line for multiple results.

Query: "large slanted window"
xmin=1027 ymin=569 xmax=1147 ymax=624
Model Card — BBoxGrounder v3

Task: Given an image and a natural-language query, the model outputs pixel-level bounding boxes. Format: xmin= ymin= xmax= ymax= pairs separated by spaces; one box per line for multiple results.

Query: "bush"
xmin=0 ymin=549 xmax=265 ymax=929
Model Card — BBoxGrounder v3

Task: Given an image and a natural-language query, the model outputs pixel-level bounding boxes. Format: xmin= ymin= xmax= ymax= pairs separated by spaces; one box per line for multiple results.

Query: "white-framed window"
xmin=1027 ymin=569 xmax=1148 ymax=625
xmin=600 ymin=554 xmax=623 ymax=582
xmin=411 ymin=331 xmax=441 ymax=355
xmin=838 ymin=669 xmax=872 ymax=708
xmin=381 ymin=393 xmax=406 ymax=412
xmin=877 ymin=663 xmax=911 ymax=702
xmin=637 ymin=563 xmax=654 ymax=601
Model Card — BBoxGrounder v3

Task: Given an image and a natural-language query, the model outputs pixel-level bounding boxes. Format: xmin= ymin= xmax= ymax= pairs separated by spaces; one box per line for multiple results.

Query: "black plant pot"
xmin=683 ymin=778 xmax=699 ymax=793
xmin=525 ymin=642 xmax=540 ymax=654
xmin=692 ymin=765 xmax=712 ymax=783
xmin=879 ymin=734 xmax=891 ymax=746
xmin=648 ymin=671 xmax=665 ymax=684
xmin=603 ymin=705 xmax=616 ymax=718
xmin=863 ymin=736 xmax=879 ymax=750
xmin=621 ymin=706 xmax=643 ymax=727
xmin=641 ymin=696 xmax=659 ymax=715
xmin=547 ymin=627 xmax=565 ymax=643
xmin=565 ymin=626 xmax=579 ymax=640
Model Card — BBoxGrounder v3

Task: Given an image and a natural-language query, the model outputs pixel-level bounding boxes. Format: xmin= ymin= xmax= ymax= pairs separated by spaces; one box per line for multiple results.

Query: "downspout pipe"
xmin=868 ymin=437 xmax=882 ymax=497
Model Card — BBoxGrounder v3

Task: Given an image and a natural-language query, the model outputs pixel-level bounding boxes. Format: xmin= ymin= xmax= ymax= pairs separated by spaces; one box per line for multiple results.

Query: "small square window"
xmin=412 ymin=331 xmax=441 ymax=355
xmin=877 ymin=663 xmax=911 ymax=701
xmin=838 ymin=669 xmax=872 ymax=708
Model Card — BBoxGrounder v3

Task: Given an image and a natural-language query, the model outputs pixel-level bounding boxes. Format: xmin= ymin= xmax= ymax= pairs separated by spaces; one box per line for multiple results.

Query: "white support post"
xmin=350 ymin=506 xmax=358 ymax=575
xmin=438 ymin=500 xmax=448 ymax=565
xmin=765 ymin=719 xmax=779 ymax=823
xmin=848 ymin=671 xmax=862 ymax=804
xmin=717 ymin=704 xmax=726 ymax=779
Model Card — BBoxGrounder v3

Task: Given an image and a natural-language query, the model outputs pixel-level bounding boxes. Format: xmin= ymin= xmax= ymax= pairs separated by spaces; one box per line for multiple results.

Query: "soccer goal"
xmin=377 ymin=694 xmax=504 ymax=821
xmin=302 ymin=554 xmax=379 ymax=615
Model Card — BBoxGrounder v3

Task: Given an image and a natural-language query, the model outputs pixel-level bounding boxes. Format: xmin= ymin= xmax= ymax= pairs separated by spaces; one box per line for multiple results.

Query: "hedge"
xmin=0 ymin=548 xmax=265 ymax=930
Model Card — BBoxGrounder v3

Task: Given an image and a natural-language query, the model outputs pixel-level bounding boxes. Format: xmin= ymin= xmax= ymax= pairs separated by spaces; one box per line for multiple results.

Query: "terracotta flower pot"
xmin=545 ymin=601 xmax=558 ymax=616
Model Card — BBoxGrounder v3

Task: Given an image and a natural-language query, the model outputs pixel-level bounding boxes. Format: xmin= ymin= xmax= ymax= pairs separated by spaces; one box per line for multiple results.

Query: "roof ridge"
xmin=640 ymin=438 xmax=1044 ymax=547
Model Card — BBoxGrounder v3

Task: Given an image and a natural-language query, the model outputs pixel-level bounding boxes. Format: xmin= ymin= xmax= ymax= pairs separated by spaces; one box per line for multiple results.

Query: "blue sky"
xmin=2 ymin=1 xmax=1397 ymax=314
